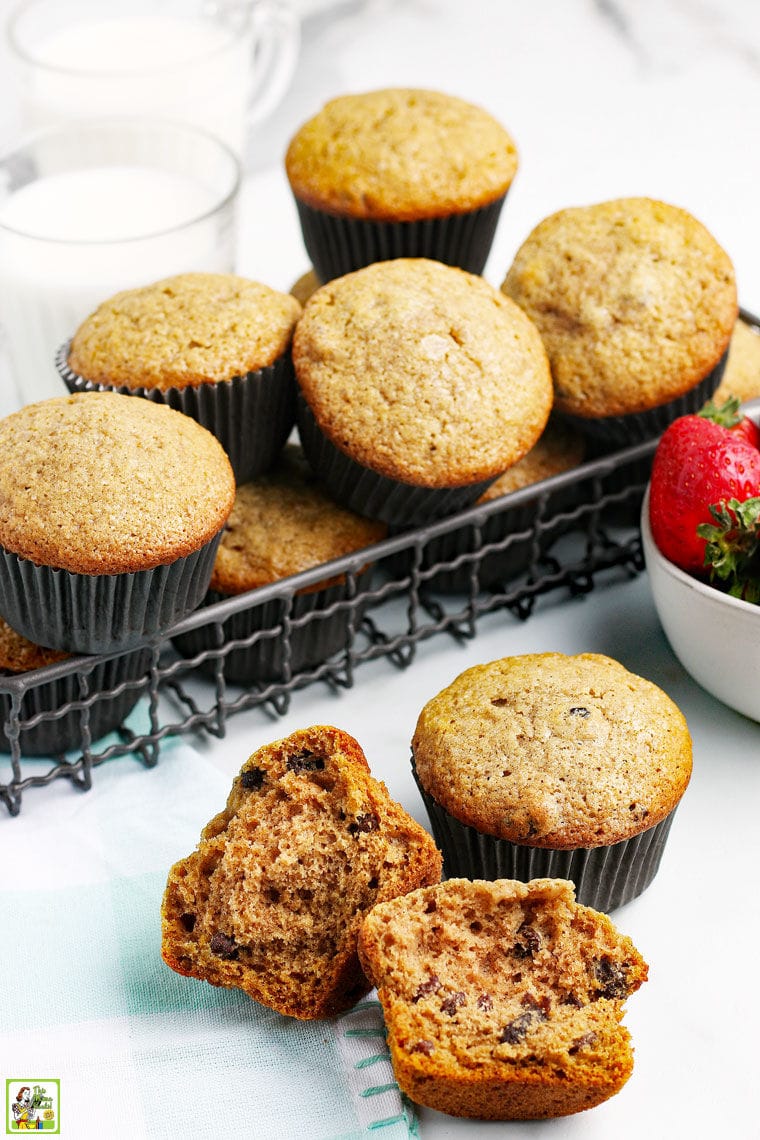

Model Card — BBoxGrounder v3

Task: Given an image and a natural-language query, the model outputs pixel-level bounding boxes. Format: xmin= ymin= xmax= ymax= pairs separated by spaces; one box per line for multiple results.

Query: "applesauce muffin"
xmin=58 ymin=272 xmax=302 ymax=481
xmin=161 ymin=725 xmax=442 ymax=1019
xmin=412 ymin=652 xmax=693 ymax=911
xmin=384 ymin=418 xmax=585 ymax=593
xmin=285 ymin=88 xmax=518 ymax=280
xmin=501 ymin=198 xmax=737 ymax=445
xmin=172 ymin=444 xmax=387 ymax=681
xmin=0 ymin=616 xmax=150 ymax=756
xmin=0 ymin=392 xmax=235 ymax=654
xmin=293 ymin=259 xmax=553 ymax=525
xmin=712 ymin=316 xmax=760 ymax=405
xmin=0 ymin=619 xmax=68 ymax=675
xmin=290 ymin=268 xmax=322 ymax=306
xmin=358 ymin=878 xmax=648 ymax=1120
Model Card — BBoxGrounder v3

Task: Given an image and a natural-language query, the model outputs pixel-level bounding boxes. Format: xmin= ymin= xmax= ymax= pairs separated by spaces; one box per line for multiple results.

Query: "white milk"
xmin=0 ymin=164 xmax=235 ymax=407
xmin=20 ymin=16 xmax=252 ymax=154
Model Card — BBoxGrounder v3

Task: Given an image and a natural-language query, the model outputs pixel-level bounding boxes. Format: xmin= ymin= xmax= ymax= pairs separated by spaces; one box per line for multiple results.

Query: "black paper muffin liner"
xmin=293 ymin=195 xmax=507 ymax=282
xmin=172 ymin=575 xmax=373 ymax=683
xmin=413 ymin=762 xmax=677 ymax=912
xmin=0 ymin=532 xmax=223 ymax=655
xmin=383 ymin=475 xmax=584 ymax=593
xmin=296 ymin=391 xmax=495 ymax=527
xmin=1 ymin=647 xmax=151 ymax=756
xmin=559 ymin=349 xmax=729 ymax=449
xmin=56 ymin=341 xmax=296 ymax=483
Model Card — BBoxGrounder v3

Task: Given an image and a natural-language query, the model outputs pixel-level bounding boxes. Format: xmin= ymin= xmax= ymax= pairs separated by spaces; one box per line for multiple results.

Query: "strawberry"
xmin=697 ymin=497 xmax=760 ymax=602
xmin=699 ymin=395 xmax=760 ymax=449
xmin=649 ymin=414 xmax=760 ymax=576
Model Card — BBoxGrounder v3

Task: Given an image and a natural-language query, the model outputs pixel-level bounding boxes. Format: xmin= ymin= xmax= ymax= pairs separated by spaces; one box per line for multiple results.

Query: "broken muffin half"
xmin=161 ymin=725 xmax=442 ymax=1018
xmin=358 ymin=877 xmax=648 ymax=1119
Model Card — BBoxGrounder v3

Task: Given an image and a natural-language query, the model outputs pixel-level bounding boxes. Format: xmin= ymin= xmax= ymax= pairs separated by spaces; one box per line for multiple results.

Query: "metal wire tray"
xmin=0 ymin=429 xmax=657 ymax=816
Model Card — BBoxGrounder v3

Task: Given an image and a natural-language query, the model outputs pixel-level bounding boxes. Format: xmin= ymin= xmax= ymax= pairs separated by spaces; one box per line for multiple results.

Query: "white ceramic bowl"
xmin=641 ymin=487 xmax=760 ymax=722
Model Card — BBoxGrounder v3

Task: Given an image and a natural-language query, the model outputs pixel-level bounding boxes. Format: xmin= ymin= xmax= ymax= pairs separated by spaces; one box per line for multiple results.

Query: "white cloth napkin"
xmin=0 ymin=733 xmax=417 ymax=1139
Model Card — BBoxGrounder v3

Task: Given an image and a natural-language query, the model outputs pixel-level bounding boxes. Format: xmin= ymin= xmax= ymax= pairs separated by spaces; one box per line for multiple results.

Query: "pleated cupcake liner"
xmin=56 ymin=341 xmax=296 ymax=483
xmin=296 ymin=391 xmax=494 ymax=527
xmin=172 ymin=576 xmax=372 ymax=683
xmin=560 ymin=349 xmax=729 ymax=449
xmin=293 ymin=195 xmax=507 ymax=282
xmin=413 ymin=765 xmax=677 ymax=913
xmin=0 ymin=532 xmax=223 ymax=655
xmin=382 ymin=478 xmax=584 ymax=593
xmin=0 ymin=647 xmax=151 ymax=757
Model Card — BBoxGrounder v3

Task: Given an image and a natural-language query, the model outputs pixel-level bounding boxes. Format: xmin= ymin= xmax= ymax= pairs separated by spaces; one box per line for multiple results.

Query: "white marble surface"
xmin=1 ymin=2 xmax=760 ymax=1138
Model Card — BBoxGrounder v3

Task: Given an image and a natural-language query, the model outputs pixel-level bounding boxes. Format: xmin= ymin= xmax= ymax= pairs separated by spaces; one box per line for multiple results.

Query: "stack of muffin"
xmin=0 ymin=84 xmax=739 ymax=750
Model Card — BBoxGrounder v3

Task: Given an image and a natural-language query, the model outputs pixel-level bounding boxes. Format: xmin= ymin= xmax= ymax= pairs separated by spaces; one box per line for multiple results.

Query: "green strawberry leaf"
xmin=699 ymin=395 xmax=743 ymax=429
xmin=697 ymin=497 xmax=760 ymax=603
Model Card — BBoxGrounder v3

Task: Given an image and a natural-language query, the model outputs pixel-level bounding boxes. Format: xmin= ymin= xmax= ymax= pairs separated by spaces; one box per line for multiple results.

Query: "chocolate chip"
xmin=490 ymin=698 xmax=510 ymax=706
xmin=410 ymin=1040 xmax=435 ymax=1056
xmin=240 ymin=767 xmax=265 ymax=790
xmin=512 ymin=923 xmax=541 ymax=959
xmin=569 ymin=1032 xmax=598 ymax=1055
xmin=286 ymin=750 xmax=325 ymax=772
xmin=500 ymin=1012 xmax=534 ymax=1044
xmin=500 ymin=994 xmax=548 ymax=1044
xmin=180 ymin=912 xmax=196 ymax=932
xmin=592 ymin=957 xmax=629 ymax=999
xmin=521 ymin=993 xmax=549 ymax=1016
xmin=347 ymin=812 xmax=380 ymax=836
xmin=569 ymin=707 xmax=590 ymax=717
xmin=412 ymin=974 xmax=441 ymax=1003
xmin=209 ymin=932 xmax=239 ymax=960
xmin=477 ymin=993 xmax=493 ymax=1011
xmin=440 ymin=992 xmax=466 ymax=1016
xmin=561 ymin=992 xmax=583 ymax=1008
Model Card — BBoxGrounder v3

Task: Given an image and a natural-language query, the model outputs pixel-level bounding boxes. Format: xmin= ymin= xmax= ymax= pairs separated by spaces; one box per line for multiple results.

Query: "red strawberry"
xmin=649 ymin=414 xmax=760 ymax=575
xmin=699 ymin=395 xmax=760 ymax=449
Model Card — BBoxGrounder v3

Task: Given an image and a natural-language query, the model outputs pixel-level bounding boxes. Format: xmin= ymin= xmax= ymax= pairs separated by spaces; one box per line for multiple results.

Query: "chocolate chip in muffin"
xmin=241 ymin=767 xmax=266 ymax=790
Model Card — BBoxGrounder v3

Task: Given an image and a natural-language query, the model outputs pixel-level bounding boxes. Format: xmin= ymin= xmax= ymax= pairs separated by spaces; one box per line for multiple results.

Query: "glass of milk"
xmin=6 ymin=0 xmax=300 ymax=156
xmin=0 ymin=117 xmax=241 ymax=410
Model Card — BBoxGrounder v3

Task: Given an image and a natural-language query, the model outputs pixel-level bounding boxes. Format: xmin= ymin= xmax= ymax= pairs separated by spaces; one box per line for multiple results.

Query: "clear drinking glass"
xmin=6 ymin=0 xmax=300 ymax=156
xmin=0 ymin=117 xmax=241 ymax=410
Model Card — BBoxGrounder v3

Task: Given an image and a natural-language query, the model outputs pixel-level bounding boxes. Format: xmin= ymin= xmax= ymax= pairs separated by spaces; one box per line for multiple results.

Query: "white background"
xmin=1 ymin=2 xmax=760 ymax=1138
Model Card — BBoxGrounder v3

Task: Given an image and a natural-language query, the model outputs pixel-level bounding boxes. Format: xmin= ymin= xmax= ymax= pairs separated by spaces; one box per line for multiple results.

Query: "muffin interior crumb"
xmin=362 ymin=879 xmax=645 ymax=1071
xmin=161 ymin=726 xmax=441 ymax=1019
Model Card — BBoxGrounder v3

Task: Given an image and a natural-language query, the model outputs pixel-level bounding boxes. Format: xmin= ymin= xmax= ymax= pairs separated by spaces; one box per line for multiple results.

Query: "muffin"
xmin=161 ymin=725 xmax=442 ymax=1019
xmin=501 ymin=198 xmax=737 ymax=445
xmin=293 ymin=259 xmax=553 ymax=526
xmin=358 ymin=878 xmax=648 ymax=1120
xmin=384 ymin=418 xmax=585 ymax=593
xmin=0 ymin=617 xmax=150 ymax=756
xmin=712 ymin=317 xmax=760 ymax=405
xmin=412 ymin=652 xmax=693 ymax=911
xmin=290 ymin=268 xmax=322 ymax=306
xmin=0 ymin=392 xmax=235 ymax=654
xmin=58 ymin=272 xmax=302 ymax=482
xmin=172 ymin=444 xmax=387 ymax=682
xmin=285 ymin=88 xmax=518 ymax=280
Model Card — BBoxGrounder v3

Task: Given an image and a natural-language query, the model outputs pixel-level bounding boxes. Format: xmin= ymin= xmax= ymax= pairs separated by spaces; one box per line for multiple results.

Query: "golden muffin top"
xmin=286 ymin=88 xmax=518 ymax=221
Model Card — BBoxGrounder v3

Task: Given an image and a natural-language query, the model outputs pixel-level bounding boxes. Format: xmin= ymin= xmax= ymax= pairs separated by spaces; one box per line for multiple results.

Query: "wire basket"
xmin=0 ymin=426 xmax=657 ymax=816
